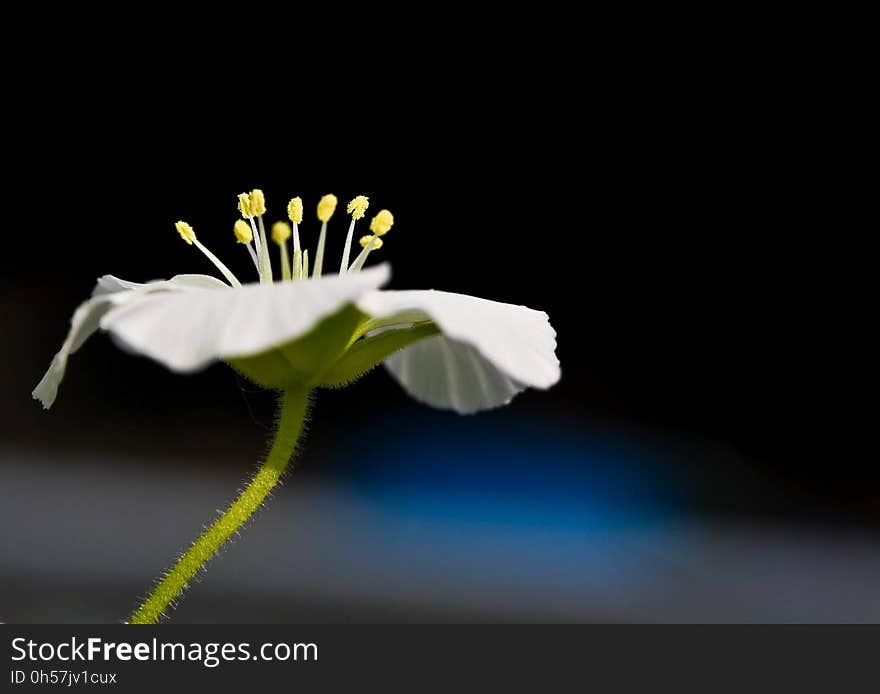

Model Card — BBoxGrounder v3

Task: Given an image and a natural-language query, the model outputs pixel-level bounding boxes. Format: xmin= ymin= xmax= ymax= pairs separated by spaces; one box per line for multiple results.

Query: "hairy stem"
xmin=128 ymin=387 xmax=310 ymax=624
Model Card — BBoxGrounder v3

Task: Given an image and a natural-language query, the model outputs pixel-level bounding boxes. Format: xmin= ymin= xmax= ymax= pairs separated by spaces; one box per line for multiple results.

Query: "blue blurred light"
xmin=325 ymin=408 xmax=683 ymax=531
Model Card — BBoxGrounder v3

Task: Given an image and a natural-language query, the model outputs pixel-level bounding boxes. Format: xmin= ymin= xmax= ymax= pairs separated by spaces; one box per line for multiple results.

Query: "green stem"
xmin=128 ymin=387 xmax=310 ymax=624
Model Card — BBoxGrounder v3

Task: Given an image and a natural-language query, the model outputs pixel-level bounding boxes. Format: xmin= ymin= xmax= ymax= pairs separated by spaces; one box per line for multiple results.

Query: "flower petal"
xmin=101 ymin=264 xmax=391 ymax=373
xmin=33 ymin=274 xmax=230 ymax=409
xmin=92 ymin=273 xmax=229 ymax=297
xmin=163 ymin=274 xmax=232 ymax=291
xmin=356 ymin=290 xmax=559 ymax=413
xmin=33 ymin=295 xmax=118 ymax=409
xmin=383 ymin=335 xmax=528 ymax=413
xmin=92 ymin=275 xmax=145 ymax=296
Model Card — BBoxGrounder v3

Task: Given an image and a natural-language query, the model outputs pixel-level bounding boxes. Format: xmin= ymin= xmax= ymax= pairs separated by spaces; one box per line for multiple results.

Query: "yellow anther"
xmin=346 ymin=195 xmax=369 ymax=220
xmin=175 ymin=221 xmax=196 ymax=245
xmin=287 ymin=197 xmax=304 ymax=224
xmin=233 ymin=219 xmax=253 ymax=244
xmin=237 ymin=193 xmax=253 ymax=219
xmin=271 ymin=221 xmax=292 ymax=245
xmin=359 ymin=234 xmax=383 ymax=249
xmin=317 ymin=194 xmax=338 ymax=222
xmin=369 ymin=209 xmax=394 ymax=236
xmin=249 ymin=189 xmax=267 ymax=216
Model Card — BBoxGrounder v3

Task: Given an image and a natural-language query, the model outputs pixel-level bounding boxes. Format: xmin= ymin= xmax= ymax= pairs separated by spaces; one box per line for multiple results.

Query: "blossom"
xmin=34 ymin=190 xmax=559 ymax=413
xmin=32 ymin=188 xmax=561 ymax=624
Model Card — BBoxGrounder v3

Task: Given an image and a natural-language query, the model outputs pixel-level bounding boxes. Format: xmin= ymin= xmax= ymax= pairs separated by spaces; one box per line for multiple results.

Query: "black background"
xmin=1 ymin=40 xmax=873 ymax=535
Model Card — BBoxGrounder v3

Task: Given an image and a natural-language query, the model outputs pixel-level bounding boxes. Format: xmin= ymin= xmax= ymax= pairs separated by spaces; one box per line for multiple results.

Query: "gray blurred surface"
xmin=2 ymin=446 xmax=878 ymax=623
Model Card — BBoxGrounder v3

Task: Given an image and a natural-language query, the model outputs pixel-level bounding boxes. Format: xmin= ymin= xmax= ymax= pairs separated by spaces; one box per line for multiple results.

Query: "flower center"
xmin=175 ymin=190 xmax=394 ymax=287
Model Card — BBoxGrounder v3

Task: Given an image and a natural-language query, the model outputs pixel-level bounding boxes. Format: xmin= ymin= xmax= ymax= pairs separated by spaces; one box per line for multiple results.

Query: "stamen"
xmin=234 ymin=219 xmax=259 ymax=274
xmin=250 ymin=189 xmax=272 ymax=283
xmin=302 ymin=249 xmax=309 ymax=279
xmin=349 ymin=209 xmax=394 ymax=272
xmin=361 ymin=234 xmax=384 ymax=250
xmin=288 ymin=197 xmax=303 ymax=277
xmin=271 ymin=221 xmax=292 ymax=281
xmin=271 ymin=221 xmax=291 ymax=243
xmin=176 ymin=220 xmax=196 ymax=245
xmin=288 ymin=197 xmax=304 ymax=248
xmin=233 ymin=219 xmax=253 ymax=244
xmin=293 ymin=249 xmax=303 ymax=280
xmin=347 ymin=195 xmax=369 ymax=220
xmin=293 ymin=229 xmax=302 ymax=275
xmin=369 ymin=209 xmax=394 ymax=236
xmin=238 ymin=192 xmax=262 ymax=264
xmin=249 ymin=189 xmax=267 ymax=217
xmin=175 ymin=221 xmax=241 ymax=288
xmin=347 ymin=234 xmax=383 ymax=272
xmin=313 ymin=193 xmax=338 ymax=278
xmin=237 ymin=193 xmax=253 ymax=219
xmin=340 ymin=195 xmax=369 ymax=273
xmin=248 ymin=217 xmax=260 ymax=248
xmin=317 ymin=194 xmax=338 ymax=223
xmin=256 ymin=218 xmax=271 ymax=280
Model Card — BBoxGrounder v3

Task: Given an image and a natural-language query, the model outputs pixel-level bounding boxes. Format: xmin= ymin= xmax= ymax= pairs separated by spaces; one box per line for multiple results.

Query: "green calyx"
xmin=227 ymin=305 xmax=439 ymax=391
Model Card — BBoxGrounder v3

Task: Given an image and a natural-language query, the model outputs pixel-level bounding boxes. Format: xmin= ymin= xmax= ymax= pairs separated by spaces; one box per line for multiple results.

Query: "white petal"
xmin=383 ymin=335 xmax=528 ymax=413
xmin=33 ymin=276 xmax=146 ymax=409
xmin=356 ymin=290 xmax=559 ymax=413
xmin=33 ymin=274 xmax=229 ymax=409
xmin=92 ymin=273 xmax=229 ymax=297
xmin=92 ymin=275 xmax=145 ymax=296
xmin=101 ymin=264 xmax=391 ymax=373
xmin=33 ymin=296 xmax=116 ymax=409
xmin=165 ymin=274 xmax=232 ymax=291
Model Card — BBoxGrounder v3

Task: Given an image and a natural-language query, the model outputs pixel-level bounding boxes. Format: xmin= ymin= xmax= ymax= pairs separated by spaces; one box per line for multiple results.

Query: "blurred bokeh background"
xmin=1 ymin=62 xmax=876 ymax=622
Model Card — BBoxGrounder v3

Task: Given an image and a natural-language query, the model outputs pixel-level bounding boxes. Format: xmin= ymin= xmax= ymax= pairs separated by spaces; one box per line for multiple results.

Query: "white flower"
xmin=34 ymin=191 xmax=559 ymax=414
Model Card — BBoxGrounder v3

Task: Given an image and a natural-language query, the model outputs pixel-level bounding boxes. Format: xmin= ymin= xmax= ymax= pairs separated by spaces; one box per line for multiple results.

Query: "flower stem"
xmin=128 ymin=387 xmax=310 ymax=624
